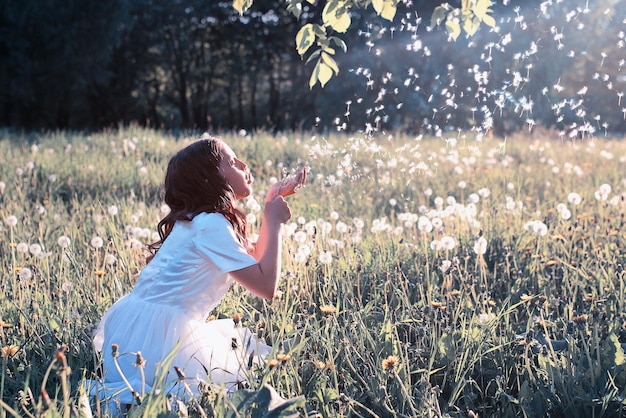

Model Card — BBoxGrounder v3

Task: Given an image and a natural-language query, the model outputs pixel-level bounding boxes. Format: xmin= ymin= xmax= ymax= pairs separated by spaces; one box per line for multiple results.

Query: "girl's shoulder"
xmin=191 ymin=212 xmax=229 ymax=230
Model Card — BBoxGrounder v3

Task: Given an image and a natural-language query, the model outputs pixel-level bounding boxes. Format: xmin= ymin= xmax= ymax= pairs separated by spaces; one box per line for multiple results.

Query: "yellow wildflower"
xmin=381 ymin=355 xmax=400 ymax=372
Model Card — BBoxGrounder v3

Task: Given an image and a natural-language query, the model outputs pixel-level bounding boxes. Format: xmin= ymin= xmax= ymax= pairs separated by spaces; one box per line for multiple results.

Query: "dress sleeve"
xmin=193 ymin=214 xmax=257 ymax=274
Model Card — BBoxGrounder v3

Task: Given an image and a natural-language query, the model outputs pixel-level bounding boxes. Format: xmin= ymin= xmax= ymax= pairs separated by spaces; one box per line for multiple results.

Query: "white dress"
xmin=92 ymin=212 xmax=270 ymax=405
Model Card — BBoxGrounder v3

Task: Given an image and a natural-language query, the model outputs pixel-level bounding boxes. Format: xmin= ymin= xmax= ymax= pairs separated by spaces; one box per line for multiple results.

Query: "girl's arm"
xmin=230 ymin=195 xmax=291 ymax=299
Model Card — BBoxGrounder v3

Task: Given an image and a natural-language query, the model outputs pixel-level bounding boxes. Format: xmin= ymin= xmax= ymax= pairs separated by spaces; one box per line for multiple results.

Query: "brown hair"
xmin=147 ymin=136 xmax=248 ymax=260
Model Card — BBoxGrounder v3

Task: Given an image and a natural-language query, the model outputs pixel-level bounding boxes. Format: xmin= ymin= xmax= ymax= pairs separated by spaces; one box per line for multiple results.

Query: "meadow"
xmin=2 ymin=127 xmax=626 ymax=417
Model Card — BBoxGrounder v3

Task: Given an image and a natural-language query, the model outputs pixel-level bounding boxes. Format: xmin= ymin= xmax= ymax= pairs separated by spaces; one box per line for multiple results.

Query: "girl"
xmin=92 ymin=135 xmax=307 ymax=409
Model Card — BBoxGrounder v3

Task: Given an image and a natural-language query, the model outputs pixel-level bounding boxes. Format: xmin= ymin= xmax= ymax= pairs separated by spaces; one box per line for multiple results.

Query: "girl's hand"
xmin=264 ymin=195 xmax=292 ymax=225
xmin=267 ymin=166 xmax=307 ymax=201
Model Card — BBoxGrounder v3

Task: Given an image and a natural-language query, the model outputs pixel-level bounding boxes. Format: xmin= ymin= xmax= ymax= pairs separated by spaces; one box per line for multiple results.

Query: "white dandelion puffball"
xmin=440 ymin=259 xmax=452 ymax=273
xmin=524 ymin=220 xmax=548 ymax=237
xmin=336 ymin=221 xmax=348 ymax=233
xmin=16 ymin=243 xmax=29 ymax=253
xmin=473 ymin=236 xmax=488 ymax=255
xmin=599 ymin=183 xmax=612 ymax=196
xmin=5 ymin=215 xmax=18 ymax=227
xmin=108 ymin=205 xmax=119 ymax=216
xmin=105 ymin=254 xmax=117 ymax=265
xmin=91 ymin=236 xmax=104 ymax=249
xmin=319 ymin=250 xmax=333 ymax=264
xmin=567 ymin=192 xmax=582 ymax=205
xmin=430 ymin=240 xmax=443 ymax=251
xmin=29 ymin=243 xmax=42 ymax=256
xmin=57 ymin=236 xmax=71 ymax=248
xmin=18 ymin=267 xmax=32 ymax=280
xmin=441 ymin=236 xmax=456 ymax=251
xmin=418 ymin=216 xmax=433 ymax=233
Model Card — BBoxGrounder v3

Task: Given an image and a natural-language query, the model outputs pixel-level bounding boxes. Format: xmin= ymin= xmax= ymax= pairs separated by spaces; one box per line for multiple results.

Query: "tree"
xmin=232 ymin=0 xmax=497 ymax=88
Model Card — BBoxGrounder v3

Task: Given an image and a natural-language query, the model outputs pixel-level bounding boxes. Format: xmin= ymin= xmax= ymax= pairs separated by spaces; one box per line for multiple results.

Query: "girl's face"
xmin=218 ymin=141 xmax=253 ymax=199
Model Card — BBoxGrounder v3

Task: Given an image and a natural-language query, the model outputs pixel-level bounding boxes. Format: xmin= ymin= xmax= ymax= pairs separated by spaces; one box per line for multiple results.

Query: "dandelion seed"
xmin=105 ymin=254 xmax=117 ymax=265
xmin=440 ymin=259 xmax=452 ymax=273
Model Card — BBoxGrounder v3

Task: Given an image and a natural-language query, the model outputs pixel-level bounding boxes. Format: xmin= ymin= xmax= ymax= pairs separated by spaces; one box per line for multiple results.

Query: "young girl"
xmin=92 ymin=135 xmax=307 ymax=409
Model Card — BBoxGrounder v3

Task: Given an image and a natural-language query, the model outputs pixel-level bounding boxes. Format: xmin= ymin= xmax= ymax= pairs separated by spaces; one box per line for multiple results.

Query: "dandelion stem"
xmin=0 ymin=398 xmax=21 ymax=418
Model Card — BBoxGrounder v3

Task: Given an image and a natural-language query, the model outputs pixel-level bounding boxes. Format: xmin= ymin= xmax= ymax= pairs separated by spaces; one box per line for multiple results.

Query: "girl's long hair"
xmin=147 ymin=136 xmax=247 ymax=261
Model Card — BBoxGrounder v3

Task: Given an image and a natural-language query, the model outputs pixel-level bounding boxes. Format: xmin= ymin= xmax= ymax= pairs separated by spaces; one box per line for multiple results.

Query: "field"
xmin=2 ymin=127 xmax=626 ymax=417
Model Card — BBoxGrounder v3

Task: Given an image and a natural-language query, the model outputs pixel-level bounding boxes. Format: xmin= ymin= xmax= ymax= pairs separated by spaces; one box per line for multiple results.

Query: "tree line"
xmin=1 ymin=0 xmax=625 ymax=135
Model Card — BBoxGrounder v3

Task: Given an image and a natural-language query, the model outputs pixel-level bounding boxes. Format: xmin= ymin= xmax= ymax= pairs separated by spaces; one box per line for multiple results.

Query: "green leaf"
xmin=438 ymin=332 xmax=456 ymax=363
xmin=445 ymin=18 xmax=461 ymax=41
xmin=330 ymin=36 xmax=348 ymax=53
xmin=295 ymin=24 xmax=316 ymax=56
xmin=482 ymin=13 xmax=497 ymax=28
xmin=463 ymin=16 xmax=480 ymax=36
xmin=286 ymin=2 xmax=302 ymax=19
xmin=317 ymin=62 xmax=333 ymax=87
xmin=371 ymin=0 xmax=397 ymax=22
xmin=323 ymin=2 xmax=351 ymax=34
xmin=232 ymin=0 xmax=253 ymax=15
xmin=229 ymin=384 xmax=305 ymax=417
xmin=602 ymin=333 xmax=626 ymax=369
xmin=431 ymin=5 xmax=449 ymax=28
xmin=305 ymin=49 xmax=322 ymax=64
xmin=321 ymin=52 xmax=339 ymax=74
xmin=473 ymin=0 xmax=493 ymax=20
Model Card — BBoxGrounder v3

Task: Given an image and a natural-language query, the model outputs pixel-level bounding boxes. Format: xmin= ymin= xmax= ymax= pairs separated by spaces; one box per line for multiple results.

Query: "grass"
xmin=2 ymin=127 xmax=626 ymax=417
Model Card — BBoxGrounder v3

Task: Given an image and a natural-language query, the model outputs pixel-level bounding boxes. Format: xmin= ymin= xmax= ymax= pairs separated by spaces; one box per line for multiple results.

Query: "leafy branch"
xmin=233 ymin=0 xmax=497 ymax=88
